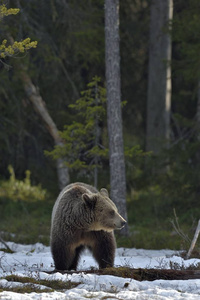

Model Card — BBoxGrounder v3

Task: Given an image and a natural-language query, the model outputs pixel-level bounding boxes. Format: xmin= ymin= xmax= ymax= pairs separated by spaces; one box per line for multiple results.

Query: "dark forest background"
xmin=1 ymin=0 xmax=200 ymax=251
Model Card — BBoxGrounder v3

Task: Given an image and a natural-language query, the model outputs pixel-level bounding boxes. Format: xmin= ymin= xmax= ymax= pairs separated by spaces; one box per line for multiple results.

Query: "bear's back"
xmin=66 ymin=182 xmax=98 ymax=194
xmin=51 ymin=183 xmax=97 ymax=226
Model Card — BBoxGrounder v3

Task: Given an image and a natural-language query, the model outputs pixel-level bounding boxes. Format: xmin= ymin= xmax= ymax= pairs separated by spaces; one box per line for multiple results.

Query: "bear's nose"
xmin=121 ymin=220 xmax=126 ymax=227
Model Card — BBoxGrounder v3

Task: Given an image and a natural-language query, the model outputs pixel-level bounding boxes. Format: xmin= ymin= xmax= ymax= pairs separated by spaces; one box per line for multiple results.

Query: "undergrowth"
xmin=0 ymin=166 xmax=52 ymax=245
xmin=0 ymin=275 xmax=79 ymax=294
xmin=0 ymin=166 xmax=47 ymax=202
xmin=118 ymin=179 xmax=200 ymax=251
xmin=0 ymin=165 xmax=200 ymax=252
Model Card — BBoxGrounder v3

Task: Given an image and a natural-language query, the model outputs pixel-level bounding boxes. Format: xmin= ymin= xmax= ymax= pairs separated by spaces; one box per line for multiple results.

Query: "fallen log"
xmin=44 ymin=266 xmax=200 ymax=281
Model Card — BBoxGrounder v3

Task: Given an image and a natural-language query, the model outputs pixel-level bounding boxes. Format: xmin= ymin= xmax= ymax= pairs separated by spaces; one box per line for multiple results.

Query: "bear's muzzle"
xmin=114 ymin=216 xmax=127 ymax=230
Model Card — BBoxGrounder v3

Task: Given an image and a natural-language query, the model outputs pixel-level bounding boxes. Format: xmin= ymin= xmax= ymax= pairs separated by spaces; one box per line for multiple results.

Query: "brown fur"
xmin=50 ymin=182 xmax=126 ymax=270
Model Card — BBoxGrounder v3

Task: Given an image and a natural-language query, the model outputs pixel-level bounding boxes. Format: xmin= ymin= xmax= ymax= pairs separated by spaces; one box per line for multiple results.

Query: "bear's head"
xmin=82 ymin=188 xmax=126 ymax=232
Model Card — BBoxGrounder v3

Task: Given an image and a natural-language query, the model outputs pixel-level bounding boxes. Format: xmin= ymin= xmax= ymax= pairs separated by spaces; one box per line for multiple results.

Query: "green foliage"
xmin=45 ymin=76 xmax=108 ymax=178
xmin=125 ymin=144 xmax=151 ymax=159
xmin=0 ymin=165 xmax=47 ymax=202
xmin=0 ymin=4 xmax=19 ymax=18
xmin=0 ymin=38 xmax=37 ymax=59
xmin=45 ymin=76 xmax=146 ymax=183
xmin=0 ymin=3 xmax=37 ymax=60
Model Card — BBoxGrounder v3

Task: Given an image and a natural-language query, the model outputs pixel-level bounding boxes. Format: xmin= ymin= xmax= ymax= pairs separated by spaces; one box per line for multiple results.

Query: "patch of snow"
xmin=1 ymin=241 xmax=200 ymax=299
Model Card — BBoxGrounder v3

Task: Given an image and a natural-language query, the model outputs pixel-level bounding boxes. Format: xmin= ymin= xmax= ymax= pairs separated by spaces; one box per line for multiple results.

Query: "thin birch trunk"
xmin=196 ymin=80 xmax=200 ymax=140
xmin=186 ymin=220 xmax=200 ymax=259
xmin=19 ymin=69 xmax=70 ymax=190
xmin=105 ymin=0 xmax=128 ymax=236
xmin=8 ymin=32 xmax=70 ymax=189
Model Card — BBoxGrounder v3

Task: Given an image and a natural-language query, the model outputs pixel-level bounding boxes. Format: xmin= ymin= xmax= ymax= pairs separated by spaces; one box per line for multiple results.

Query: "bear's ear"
xmin=100 ymin=188 xmax=109 ymax=198
xmin=82 ymin=193 xmax=97 ymax=207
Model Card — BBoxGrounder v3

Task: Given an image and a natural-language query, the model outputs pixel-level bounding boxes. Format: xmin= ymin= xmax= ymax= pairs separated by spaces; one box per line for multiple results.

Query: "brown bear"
xmin=50 ymin=182 xmax=126 ymax=270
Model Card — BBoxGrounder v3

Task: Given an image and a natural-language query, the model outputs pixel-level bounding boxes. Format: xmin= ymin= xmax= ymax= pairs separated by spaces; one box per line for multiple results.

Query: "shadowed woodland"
xmin=1 ymin=0 xmax=200 ymax=252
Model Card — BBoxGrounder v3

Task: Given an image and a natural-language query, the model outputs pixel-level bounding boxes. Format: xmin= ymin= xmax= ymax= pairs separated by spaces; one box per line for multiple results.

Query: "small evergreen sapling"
xmin=46 ymin=76 xmax=108 ymax=185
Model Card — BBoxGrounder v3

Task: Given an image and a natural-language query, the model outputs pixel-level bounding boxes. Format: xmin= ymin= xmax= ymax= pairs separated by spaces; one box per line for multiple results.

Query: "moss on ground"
xmin=0 ymin=275 xmax=79 ymax=294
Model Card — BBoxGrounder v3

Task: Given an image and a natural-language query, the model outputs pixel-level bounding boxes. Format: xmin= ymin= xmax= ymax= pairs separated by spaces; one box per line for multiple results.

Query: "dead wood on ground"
xmin=45 ymin=266 xmax=200 ymax=281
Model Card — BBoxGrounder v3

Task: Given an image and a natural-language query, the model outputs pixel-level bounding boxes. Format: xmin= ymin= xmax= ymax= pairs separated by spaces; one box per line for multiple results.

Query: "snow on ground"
xmin=0 ymin=241 xmax=200 ymax=299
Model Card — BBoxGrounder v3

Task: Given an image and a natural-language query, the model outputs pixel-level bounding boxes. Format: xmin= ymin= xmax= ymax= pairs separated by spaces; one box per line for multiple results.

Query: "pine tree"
xmin=45 ymin=77 xmax=108 ymax=187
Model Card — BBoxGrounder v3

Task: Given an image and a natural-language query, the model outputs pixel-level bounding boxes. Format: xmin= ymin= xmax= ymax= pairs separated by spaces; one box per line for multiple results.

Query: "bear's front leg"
xmin=91 ymin=231 xmax=116 ymax=269
xmin=69 ymin=245 xmax=85 ymax=270
xmin=51 ymin=237 xmax=75 ymax=271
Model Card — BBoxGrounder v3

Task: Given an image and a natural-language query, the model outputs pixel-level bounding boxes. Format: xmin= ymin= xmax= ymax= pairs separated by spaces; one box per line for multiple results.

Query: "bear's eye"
xmin=109 ymin=210 xmax=115 ymax=217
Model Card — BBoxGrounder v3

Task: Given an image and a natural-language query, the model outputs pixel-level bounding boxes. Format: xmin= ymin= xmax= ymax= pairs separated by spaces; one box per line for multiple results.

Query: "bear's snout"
xmin=114 ymin=215 xmax=127 ymax=230
xmin=121 ymin=220 xmax=126 ymax=228
xmin=118 ymin=219 xmax=126 ymax=229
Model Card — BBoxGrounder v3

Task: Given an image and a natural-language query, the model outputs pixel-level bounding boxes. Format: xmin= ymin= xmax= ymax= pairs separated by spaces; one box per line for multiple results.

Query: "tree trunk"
xmin=196 ymin=80 xmax=200 ymax=139
xmin=186 ymin=219 xmax=200 ymax=259
xmin=105 ymin=0 xmax=128 ymax=236
xmin=146 ymin=0 xmax=173 ymax=154
xmin=19 ymin=69 xmax=70 ymax=190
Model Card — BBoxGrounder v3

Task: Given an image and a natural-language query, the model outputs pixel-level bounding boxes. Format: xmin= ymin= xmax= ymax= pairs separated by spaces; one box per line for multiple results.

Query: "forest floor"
xmin=1 ymin=242 xmax=200 ymax=299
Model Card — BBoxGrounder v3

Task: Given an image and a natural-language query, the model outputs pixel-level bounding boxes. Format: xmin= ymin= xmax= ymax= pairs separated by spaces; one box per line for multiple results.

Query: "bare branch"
xmin=0 ymin=236 xmax=12 ymax=252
